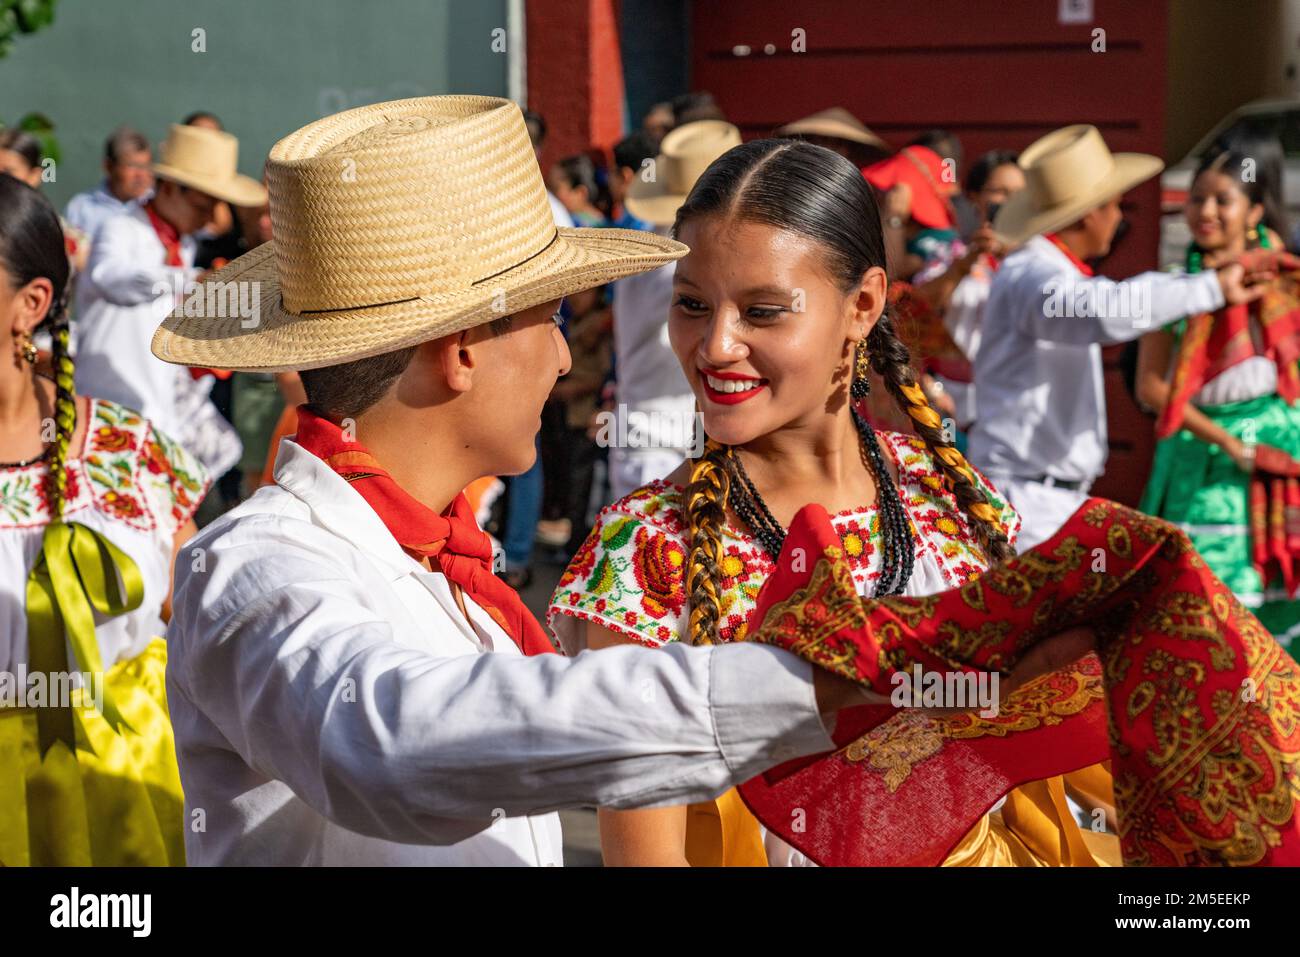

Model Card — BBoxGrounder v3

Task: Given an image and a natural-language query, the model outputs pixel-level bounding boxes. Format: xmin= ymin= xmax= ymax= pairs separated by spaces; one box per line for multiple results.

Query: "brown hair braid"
xmin=683 ymin=438 xmax=732 ymax=646
xmin=865 ymin=312 xmax=1015 ymax=564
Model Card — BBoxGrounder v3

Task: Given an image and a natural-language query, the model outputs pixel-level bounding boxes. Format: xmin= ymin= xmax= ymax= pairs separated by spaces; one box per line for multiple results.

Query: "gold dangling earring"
xmin=851 ymin=339 xmax=872 ymax=400
xmin=15 ymin=333 xmax=37 ymax=365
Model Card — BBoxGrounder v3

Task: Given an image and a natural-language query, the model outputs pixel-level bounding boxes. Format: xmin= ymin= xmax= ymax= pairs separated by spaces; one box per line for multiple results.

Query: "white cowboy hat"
xmin=152 ymin=95 xmax=686 ymax=373
xmin=151 ymin=124 xmax=268 ymax=207
xmin=624 ymin=120 xmax=743 ymax=227
xmin=993 ymin=124 xmax=1163 ymax=248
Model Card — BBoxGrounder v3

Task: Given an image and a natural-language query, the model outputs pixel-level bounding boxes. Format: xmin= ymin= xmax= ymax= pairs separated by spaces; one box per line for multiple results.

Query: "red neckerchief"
xmin=1043 ymin=232 xmax=1094 ymax=276
xmin=144 ymin=201 xmax=182 ymax=267
xmin=293 ymin=406 xmax=555 ymax=656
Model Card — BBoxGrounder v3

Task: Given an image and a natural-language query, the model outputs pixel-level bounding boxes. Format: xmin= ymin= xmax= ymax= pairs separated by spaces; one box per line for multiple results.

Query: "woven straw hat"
xmin=776 ymin=107 xmax=888 ymax=152
xmin=152 ymin=95 xmax=686 ymax=373
xmin=152 ymin=124 xmax=268 ymax=207
xmin=993 ymin=124 xmax=1163 ymax=249
xmin=625 ymin=120 xmax=743 ymax=227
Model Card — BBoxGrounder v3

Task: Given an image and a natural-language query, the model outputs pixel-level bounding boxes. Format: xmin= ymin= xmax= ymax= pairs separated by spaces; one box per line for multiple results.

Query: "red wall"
xmin=691 ymin=0 xmax=1171 ymax=504
xmin=527 ymin=0 xmax=626 ymax=174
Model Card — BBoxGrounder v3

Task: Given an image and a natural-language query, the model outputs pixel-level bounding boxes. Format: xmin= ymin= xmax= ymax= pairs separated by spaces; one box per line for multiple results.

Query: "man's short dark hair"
xmin=613 ymin=131 xmax=657 ymax=174
xmin=523 ymin=109 xmax=546 ymax=149
xmin=298 ymin=314 xmax=516 ymax=418
xmin=300 ymin=346 xmax=418 ymax=419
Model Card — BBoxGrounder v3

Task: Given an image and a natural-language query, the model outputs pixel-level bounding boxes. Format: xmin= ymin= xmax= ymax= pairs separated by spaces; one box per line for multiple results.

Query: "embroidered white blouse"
xmin=0 ymin=398 xmax=208 ymax=674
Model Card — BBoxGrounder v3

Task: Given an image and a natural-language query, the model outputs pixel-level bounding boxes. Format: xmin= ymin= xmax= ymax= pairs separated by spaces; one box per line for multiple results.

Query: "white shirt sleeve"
xmin=167 ymin=527 xmax=834 ymax=846
xmin=1014 ymin=266 xmax=1225 ymax=346
xmin=85 ymin=214 xmax=189 ymax=307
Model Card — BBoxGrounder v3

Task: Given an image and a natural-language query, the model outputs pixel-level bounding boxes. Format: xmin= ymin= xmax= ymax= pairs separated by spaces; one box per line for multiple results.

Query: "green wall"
xmin=0 ymin=0 xmax=510 ymax=209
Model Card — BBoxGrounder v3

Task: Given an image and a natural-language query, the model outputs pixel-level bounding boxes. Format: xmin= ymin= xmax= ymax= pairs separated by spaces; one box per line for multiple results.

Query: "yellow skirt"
xmin=0 ymin=638 xmax=185 ymax=866
xmin=689 ymin=765 xmax=1121 ymax=867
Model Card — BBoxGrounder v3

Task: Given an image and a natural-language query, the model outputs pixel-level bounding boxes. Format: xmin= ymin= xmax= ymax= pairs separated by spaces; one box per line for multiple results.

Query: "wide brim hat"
xmin=993 ymin=124 xmax=1163 ymax=249
xmin=152 ymin=123 xmax=268 ymax=207
xmin=152 ymin=96 xmax=686 ymax=373
xmin=624 ymin=119 xmax=744 ymax=227
xmin=775 ymin=107 xmax=889 ymax=152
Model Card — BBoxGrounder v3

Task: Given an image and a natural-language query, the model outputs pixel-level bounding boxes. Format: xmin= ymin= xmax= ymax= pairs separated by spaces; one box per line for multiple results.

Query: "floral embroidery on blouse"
xmin=548 ymin=431 xmax=1021 ymax=650
xmin=0 ymin=398 xmax=209 ymax=533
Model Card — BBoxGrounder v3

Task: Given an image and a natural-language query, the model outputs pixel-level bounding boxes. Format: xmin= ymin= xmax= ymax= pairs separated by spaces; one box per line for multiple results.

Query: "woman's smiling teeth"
xmin=705 ymin=374 xmax=764 ymax=393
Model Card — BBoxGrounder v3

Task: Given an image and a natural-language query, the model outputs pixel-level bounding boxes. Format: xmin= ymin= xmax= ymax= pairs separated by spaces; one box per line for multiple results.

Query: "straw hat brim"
xmin=152 ymin=162 xmax=269 ymax=207
xmin=776 ymin=118 xmax=888 ymax=151
xmin=152 ymin=226 xmax=686 ymax=373
xmin=624 ymin=179 xmax=689 ymax=228
xmin=993 ymin=152 xmax=1163 ymax=249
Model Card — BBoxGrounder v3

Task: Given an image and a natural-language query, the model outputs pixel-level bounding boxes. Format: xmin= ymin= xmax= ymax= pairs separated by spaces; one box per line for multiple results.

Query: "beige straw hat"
xmin=993 ymin=124 xmax=1163 ymax=249
xmin=775 ymin=107 xmax=888 ymax=152
xmin=151 ymin=124 xmax=268 ymax=207
xmin=625 ymin=120 xmax=743 ymax=226
xmin=152 ymin=96 xmax=686 ymax=373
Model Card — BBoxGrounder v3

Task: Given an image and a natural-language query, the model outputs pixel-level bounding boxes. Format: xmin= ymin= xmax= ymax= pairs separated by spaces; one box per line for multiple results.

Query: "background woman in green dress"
xmin=1137 ymin=148 xmax=1300 ymax=649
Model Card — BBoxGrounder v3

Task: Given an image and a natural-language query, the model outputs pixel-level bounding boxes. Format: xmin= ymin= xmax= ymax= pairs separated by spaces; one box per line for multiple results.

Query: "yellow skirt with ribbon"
xmin=1 ymin=518 xmax=186 ymax=866
xmin=0 ymin=639 xmax=185 ymax=866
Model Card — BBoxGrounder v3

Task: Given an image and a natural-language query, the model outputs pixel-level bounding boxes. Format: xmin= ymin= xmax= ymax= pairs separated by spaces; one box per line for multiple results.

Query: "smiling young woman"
xmin=1136 ymin=148 xmax=1300 ymax=649
xmin=548 ymin=139 xmax=1117 ymax=867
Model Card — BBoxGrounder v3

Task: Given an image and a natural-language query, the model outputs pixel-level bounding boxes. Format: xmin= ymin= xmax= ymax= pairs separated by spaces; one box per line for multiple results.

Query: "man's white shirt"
xmin=166 ymin=437 xmax=834 ymax=865
xmin=968 ymin=234 xmax=1224 ymax=483
xmin=75 ymin=204 xmax=197 ymax=438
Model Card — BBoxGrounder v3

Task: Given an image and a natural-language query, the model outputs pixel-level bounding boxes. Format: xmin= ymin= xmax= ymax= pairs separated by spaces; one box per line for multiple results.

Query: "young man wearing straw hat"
xmin=76 ymin=123 xmax=267 ymax=448
xmin=969 ymin=124 xmax=1269 ymax=548
xmin=152 ymin=96 xmax=876 ymax=866
xmin=607 ymin=119 xmax=742 ymax=499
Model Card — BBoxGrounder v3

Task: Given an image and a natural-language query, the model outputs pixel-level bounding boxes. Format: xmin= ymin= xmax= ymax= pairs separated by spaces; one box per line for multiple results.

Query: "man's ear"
xmin=849 ymin=265 xmax=888 ymax=343
xmin=433 ymin=328 xmax=478 ymax=394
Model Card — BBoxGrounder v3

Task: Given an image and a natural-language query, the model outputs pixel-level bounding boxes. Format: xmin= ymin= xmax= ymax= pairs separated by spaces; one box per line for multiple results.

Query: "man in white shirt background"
xmin=609 ymin=119 xmax=742 ymax=497
xmin=970 ymin=125 xmax=1270 ymax=548
xmin=76 ymin=123 xmax=265 ymax=473
xmin=63 ymin=125 xmax=154 ymax=242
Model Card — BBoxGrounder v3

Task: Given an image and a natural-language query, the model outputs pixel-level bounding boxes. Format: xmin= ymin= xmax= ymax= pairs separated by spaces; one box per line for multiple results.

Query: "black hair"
xmin=553 ymin=154 xmax=606 ymax=210
xmin=183 ymin=111 xmax=223 ymax=129
xmin=523 ymin=109 xmax=546 ymax=149
xmin=671 ymin=139 xmax=1013 ymax=642
xmin=0 ymin=129 xmax=42 ymax=171
xmin=964 ymin=149 xmax=1020 ymax=195
xmin=0 ymin=175 xmax=75 ymax=518
xmin=672 ymin=92 xmax=725 ymax=126
xmin=613 ymin=131 xmax=657 ymax=174
xmin=1194 ymin=145 xmax=1287 ymax=241
xmin=908 ymin=129 xmax=963 ymax=170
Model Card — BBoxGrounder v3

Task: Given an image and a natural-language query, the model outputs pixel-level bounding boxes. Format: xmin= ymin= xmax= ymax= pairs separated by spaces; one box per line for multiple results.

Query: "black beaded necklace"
xmin=726 ymin=405 xmax=916 ymax=597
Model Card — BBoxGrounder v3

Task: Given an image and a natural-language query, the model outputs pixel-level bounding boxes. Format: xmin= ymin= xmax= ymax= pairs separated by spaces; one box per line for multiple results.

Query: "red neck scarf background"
xmin=293 ymin=406 xmax=555 ymax=657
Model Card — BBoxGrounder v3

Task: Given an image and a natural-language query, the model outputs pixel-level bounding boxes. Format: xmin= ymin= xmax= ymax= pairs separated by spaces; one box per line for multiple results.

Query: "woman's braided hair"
xmin=674 ymin=140 xmax=1013 ymax=646
xmin=0 ymin=175 xmax=76 ymax=520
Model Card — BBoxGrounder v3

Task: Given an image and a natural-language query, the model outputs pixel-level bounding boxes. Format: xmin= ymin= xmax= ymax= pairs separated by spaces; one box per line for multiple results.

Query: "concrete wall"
xmin=0 ymin=0 xmax=509 ymax=209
